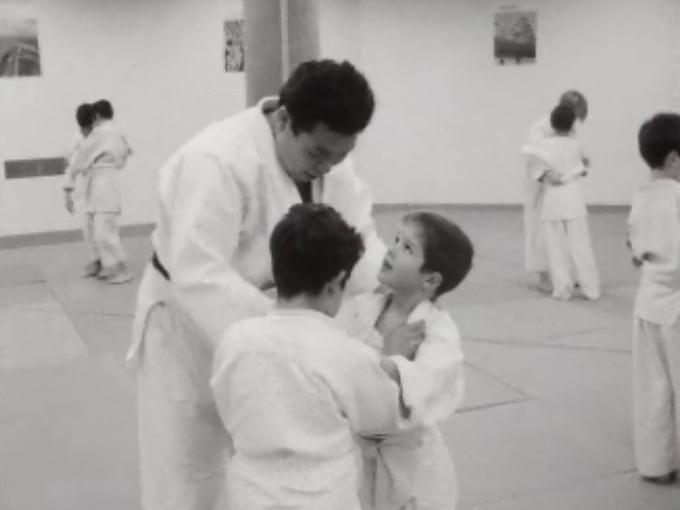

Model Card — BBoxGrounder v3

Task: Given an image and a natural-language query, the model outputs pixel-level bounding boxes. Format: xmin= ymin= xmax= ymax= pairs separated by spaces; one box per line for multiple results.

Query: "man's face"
xmin=274 ymin=111 xmax=357 ymax=183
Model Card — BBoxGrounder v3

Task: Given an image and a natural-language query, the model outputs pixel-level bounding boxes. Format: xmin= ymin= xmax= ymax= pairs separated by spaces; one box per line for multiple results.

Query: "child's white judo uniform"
xmin=127 ymin=96 xmax=386 ymax=510
xmin=522 ymin=118 xmax=587 ymax=279
xmin=628 ymin=178 xmax=680 ymax=477
xmin=63 ymin=120 xmax=132 ymax=272
xmin=521 ymin=135 xmax=600 ymax=299
xmin=211 ymin=308 xmax=404 ymax=510
xmin=336 ymin=292 xmax=465 ymax=510
xmin=64 ymin=132 xmax=98 ymax=264
xmin=522 ymin=117 xmax=554 ymax=275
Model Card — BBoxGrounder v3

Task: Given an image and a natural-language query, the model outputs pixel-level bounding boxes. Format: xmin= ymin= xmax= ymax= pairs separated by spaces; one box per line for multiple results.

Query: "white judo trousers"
xmin=127 ymin=98 xmax=386 ymax=510
xmin=522 ymin=172 xmax=549 ymax=273
xmin=542 ymin=217 xmax=600 ymax=299
xmin=136 ymin=281 xmax=231 ymax=510
xmin=633 ymin=318 xmax=680 ymax=476
xmin=82 ymin=211 xmax=127 ymax=268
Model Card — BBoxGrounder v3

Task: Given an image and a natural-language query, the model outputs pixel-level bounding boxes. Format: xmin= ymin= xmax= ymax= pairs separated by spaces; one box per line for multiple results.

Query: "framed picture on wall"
xmin=494 ymin=10 xmax=536 ymax=65
xmin=0 ymin=18 xmax=41 ymax=77
xmin=224 ymin=19 xmax=244 ymax=72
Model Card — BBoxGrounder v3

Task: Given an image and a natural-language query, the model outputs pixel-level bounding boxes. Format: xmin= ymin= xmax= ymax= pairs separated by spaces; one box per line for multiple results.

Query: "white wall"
xmin=0 ymin=0 xmax=244 ymax=235
xmin=321 ymin=0 xmax=679 ymax=205
xmin=2 ymin=0 xmax=678 ymax=237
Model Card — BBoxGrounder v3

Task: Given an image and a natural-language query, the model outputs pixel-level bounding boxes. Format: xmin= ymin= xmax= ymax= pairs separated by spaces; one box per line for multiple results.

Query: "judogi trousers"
xmin=523 ymin=177 xmax=549 ymax=274
xmin=83 ymin=211 xmax=127 ymax=269
xmin=633 ymin=317 xmax=680 ymax=477
xmin=542 ymin=216 xmax=600 ymax=299
xmin=135 ymin=288 xmax=231 ymax=510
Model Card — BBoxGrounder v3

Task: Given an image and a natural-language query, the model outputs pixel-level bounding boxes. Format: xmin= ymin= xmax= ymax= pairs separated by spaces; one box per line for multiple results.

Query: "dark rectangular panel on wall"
xmin=4 ymin=157 xmax=68 ymax=179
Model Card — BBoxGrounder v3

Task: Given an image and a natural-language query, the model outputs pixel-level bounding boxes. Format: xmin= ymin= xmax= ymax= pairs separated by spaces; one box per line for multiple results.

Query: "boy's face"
xmin=273 ymin=108 xmax=357 ymax=183
xmin=378 ymin=221 xmax=429 ymax=291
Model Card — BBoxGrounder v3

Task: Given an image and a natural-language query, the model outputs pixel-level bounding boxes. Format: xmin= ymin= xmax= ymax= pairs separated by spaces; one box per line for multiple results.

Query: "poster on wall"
xmin=494 ymin=10 xmax=536 ymax=65
xmin=0 ymin=18 xmax=41 ymax=77
xmin=224 ymin=19 xmax=244 ymax=72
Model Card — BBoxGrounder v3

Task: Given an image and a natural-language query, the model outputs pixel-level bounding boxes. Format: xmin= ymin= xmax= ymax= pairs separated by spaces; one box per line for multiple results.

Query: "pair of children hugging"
xmin=63 ymin=100 xmax=133 ymax=284
xmin=211 ymin=203 xmax=474 ymax=510
xmin=522 ymin=103 xmax=601 ymax=301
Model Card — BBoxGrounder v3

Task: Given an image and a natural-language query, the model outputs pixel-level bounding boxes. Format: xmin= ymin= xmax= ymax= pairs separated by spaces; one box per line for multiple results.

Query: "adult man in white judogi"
xmin=127 ymin=60 xmax=387 ymax=510
xmin=522 ymin=90 xmax=588 ymax=291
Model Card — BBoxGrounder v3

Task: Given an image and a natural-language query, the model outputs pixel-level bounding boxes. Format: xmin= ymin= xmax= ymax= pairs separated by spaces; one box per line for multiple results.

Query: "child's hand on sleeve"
xmin=382 ymin=320 xmax=425 ymax=360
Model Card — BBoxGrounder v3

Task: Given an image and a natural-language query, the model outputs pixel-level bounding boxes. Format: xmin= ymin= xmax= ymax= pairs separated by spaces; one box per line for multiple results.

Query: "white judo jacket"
xmin=336 ymin=292 xmax=465 ymax=510
xmin=63 ymin=121 xmax=131 ymax=213
xmin=211 ymin=308 xmax=405 ymax=510
xmin=128 ymin=97 xmax=386 ymax=361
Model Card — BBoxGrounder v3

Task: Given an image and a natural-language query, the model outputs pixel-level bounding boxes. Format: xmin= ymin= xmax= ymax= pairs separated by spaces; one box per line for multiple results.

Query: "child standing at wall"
xmin=521 ymin=104 xmax=600 ymax=300
xmin=336 ymin=211 xmax=473 ymax=510
xmin=63 ymin=99 xmax=133 ymax=283
xmin=627 ymin=112 xmax=680 ymax=485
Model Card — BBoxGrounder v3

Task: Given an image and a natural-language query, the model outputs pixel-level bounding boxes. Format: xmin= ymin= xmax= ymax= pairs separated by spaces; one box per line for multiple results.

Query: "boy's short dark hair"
xmin=278 ymin=59 xmax=374 ymax=136
xmin=75 ymin=103 xmax=94 ymax=129
xmin=404 ymin=212 xmax=474 ymax=298
xmin=550 ymin=104 xmax=576 ymax=133
xmin=270 ymin=203 xmax=364 ymax=298
xmin=559 ymin=90 xmax=588 ymax=120
xmin=92 ymin=99 xmax=114 ymax=119
xmin=638 ymin=113 xmax=680 ymax=169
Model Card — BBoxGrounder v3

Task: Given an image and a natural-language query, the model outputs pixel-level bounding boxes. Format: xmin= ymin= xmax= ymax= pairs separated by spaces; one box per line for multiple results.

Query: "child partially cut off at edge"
xmin=627 ymin=113 xmax=680 ymax=486
xmin=336 ymin=211 xmax=474 ymax=510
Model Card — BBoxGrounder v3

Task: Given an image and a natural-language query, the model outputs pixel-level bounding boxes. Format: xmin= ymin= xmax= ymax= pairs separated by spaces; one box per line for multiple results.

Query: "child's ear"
xmin=325 ymin=270 xmax=348 ymax=296
xmin=422 ymin=271 xmax=442 ymax=295
xmin=664 ymin=149 xmax=680 ymax=169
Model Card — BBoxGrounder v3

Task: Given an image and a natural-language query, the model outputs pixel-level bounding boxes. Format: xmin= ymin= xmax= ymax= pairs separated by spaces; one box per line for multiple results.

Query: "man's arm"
xmin=166 ymin=152 xmax=273 ymax=345
xmin=322 ymin=160 xmax=387 ymax=296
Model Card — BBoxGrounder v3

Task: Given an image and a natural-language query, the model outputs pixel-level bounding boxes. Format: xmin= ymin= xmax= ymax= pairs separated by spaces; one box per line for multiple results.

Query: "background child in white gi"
xmin=336 ymin=211 xmax=474 ymax=510
xmin=63 ymin=103 xmax=99 ymax=276
xmin=522 ymin=90 xmax=589 ymax=292
xmin=522 ymin=104 xmax=600 ymax=300
xmin=211 ymin=203 xmax=414 ymax=510
xmin=627 ymin=112 xmax=680 ymax=485
xmin=63 ymin=99 xmax=133 ymax=284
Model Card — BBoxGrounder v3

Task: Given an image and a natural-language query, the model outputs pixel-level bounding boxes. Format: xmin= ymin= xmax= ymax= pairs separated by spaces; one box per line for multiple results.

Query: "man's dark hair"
xmin=638 ymin=113 xmax=680 ymax=169
xmin=270 ymin=203 xmax=364 ymax=298
xmin=550 ymin=104 xmax=576 ymax=133
xmin=404 ymin=212 xmax=474 ymax=298
xmin=92 ymin=99 xmax=114 ymax=120
xmin=75 ymin=103 xmax=94 ymax=129
xmin=278 ymin=59 xmax=374 ymax=135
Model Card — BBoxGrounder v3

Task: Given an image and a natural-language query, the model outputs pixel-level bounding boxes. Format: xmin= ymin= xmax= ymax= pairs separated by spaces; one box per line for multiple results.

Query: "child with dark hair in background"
xmin=522 ymin=104 xmax=600 ymax=301
xmin=211 ymin=203 xmax=415 ymax=510
xmin=337 ymin=211 xmax=474 ymax=510
xmin=63 ymin=103 xmax=98 ymax=275
xmin=627 ymin=112 xmax=680 ymax=485
xmin=63 ymin=98 xmax=133 ymax=283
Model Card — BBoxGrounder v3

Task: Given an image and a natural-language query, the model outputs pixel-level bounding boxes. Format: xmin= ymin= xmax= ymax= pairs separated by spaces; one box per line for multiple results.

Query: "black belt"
xmin=151 ymin=252 xmax=170 ymax=281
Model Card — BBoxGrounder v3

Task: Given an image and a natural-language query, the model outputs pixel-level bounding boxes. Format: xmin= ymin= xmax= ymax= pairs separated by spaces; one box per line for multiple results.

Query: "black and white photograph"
xmin=494 ymin=10 xmax=536 ymax=65
xmin=1 ymin=1 xmax=679 ymax=510
xmin=224 ymin=19 xmax=244 ymax=72
xmin=0 ymin=17 xmax=41 ymax=77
